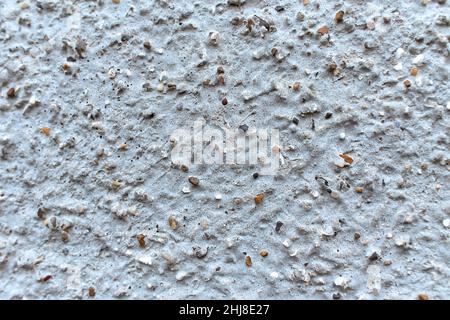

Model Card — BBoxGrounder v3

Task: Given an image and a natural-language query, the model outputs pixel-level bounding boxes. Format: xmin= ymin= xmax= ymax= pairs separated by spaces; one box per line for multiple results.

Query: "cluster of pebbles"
xmin=0 ymin=0 xmax=449 ymax=299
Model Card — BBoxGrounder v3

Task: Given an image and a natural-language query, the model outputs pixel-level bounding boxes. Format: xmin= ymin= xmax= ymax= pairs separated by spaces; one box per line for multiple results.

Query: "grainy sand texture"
xmin=0 ymin=0 xmax=449 ymax=300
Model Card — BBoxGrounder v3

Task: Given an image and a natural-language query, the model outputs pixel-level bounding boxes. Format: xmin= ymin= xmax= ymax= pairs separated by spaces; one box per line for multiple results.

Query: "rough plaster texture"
xmin=0 ymin=0 xmax=449 ymax=300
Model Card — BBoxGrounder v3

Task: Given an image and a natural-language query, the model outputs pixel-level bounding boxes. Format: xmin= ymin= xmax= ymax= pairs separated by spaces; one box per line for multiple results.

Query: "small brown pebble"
xmin=40 ymin=127 xmax=50 ymax=136
xmin=383 ymin=260 xmax=392 ymax=266
xmin=180 ymin=164 xmax=189 ymax=172
xmin=368 ymin=252 xmax=380 ymax=261
xmin=303 ymin=0 xmax=309 ymax=5
xmin=61 ymin=231 xmax=69 ymax=243
xmin=403 ymin=79 xmax=412 ymax=88
xmin=222 ymin=97 xmax=228 ymax=105
xmin=254 ymin=193 xmax=265 ymax=204
xmin=355 ymin=186 xmax=363 ymax=193
xmin=111 ymin=180 xmax=121 ymax=190
xmin=292 ymin=82 xmax=301 ymax=91
xmin=327 ymin=62 xmax=337 ymax=73
xmin=39 ymin=275 xmax=53 ymax=282
xmin=339 ymin=153 xmax=353 ymax=164
xmin=88 ymin=287 xmax=96 ymax=297
xmin=271 ymin=47 xmax=278 ymax=57
xmin=137 ymin=234 xmax=146 ymax=247
xmin=118 ymin=143 xmax=127 ymax=150
xmin=188 ymin=176 xmax=199 ymax=186
xmin=143 ymin=41 xmax=152 ymax=50
xmin=245 ymin=255 xmax=252 ymax=267
xmin=61 ymin=223 xmax=72 ymax=233
xmin=112 ymin=0 xmax=120 ymax=4
xmin=37 ymin=208 xmax=46 ymax=219
xmin=335 ymin=10 xmax=344 ymax=23
xmin=354 ymin=232 xmax=361 ymax=240
xmin=418 ymin=293 xmax=429 ymax=300
xmin=168 ymin=216 xmax=178 ymax=230
xmin=62 ymin=63 xmax=71 ymax=71
xmin=317 ymin=26 xmax=329 ymax=35
xmin=6 ymin=88 xmax=16 ymax=98
xmin=217 ymin=74 xmax=225 ymax=85
xmin=217 ymin=66 xmax=225 ymax=74
xmin=96 ymin=148 xmax=104 ymax=158
xmin=420 ymin=163 xmax=428 ymax=171
xmin=410 ymin=67 xmax=418 ymax=76
xmin=260 ymin=250 xmax=268 ymax=257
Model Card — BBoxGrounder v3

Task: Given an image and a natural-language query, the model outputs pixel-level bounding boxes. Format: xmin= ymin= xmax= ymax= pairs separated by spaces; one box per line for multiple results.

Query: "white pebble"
xmin=19 ymin=2 xmax=29 ymax=10
xmin=339 ymin=132 xmax=346 ymax=140
xmin=315 ymin=277 xmax=325 ymax=285
xmin=225 ymin=238 xmax=235 ymax=248
xmin=108 ymin=68 xmax=116 ymax=79
xmin=393 ymin=63 xmax=403 ymax=71
xmin=182 ymin=187 xmax=191 ymax=194
xmin=208 ymin=31 xmax=220 ymax=45
xmin=413 ymin=54 xmax=424 ymax=65
xmin=137 ymin=255 xmax=153 ymax=266
xmin=156 ymin=83 xmax=164 ymax=92
xmin=282 ymin=239 xmax=291 ymax=248
xmin=176 ymin=271 xmax=189 ymax=281
xmin=159 ymin=71 xmax=167 ymax=82
xmin=404 ymin=214 xmax=415 ymax=224
xmin=29 ymin=96 xmax=39 ymax=106
xmin=330 ymin=191 xmax=340 ymax=199
xmin=321 ymin=226 xmax=334 ymax=237
xmin=395 ymin=48 xmax=405 ymax=58
xmin=270 ymin=272 xmax=279 ymax=279
xmin=334 ymin=276 xmax=350 ymax=289
xmin=443 ymin=219 xmax=450 ymax=228
xmin=252 ymin=50 xmax=265 ymax=60
xmin=403 ymin=106 xmax=410 ymax=115
xmin=395 ymin=235 xmax=410 ymax=248
xmin=215 ymin=193 xmax=222 ymax=200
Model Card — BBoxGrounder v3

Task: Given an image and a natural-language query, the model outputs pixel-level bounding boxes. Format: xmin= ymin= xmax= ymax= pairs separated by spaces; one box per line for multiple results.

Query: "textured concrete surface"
xmin=0 ymin=0 xmax=449 ymax=300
